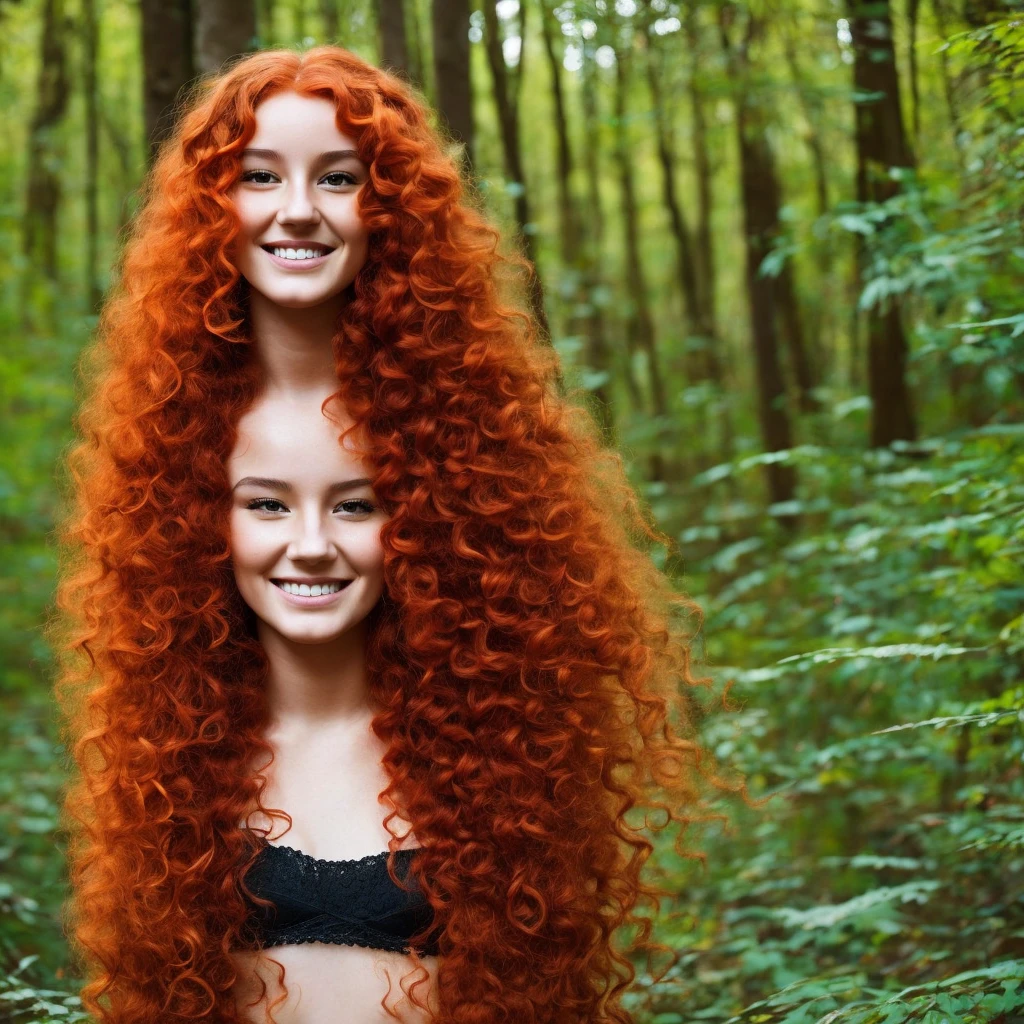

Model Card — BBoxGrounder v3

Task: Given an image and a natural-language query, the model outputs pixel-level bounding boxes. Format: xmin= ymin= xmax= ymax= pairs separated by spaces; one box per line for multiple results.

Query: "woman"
xmin=55 ymin=46 xmax=718 ymax=1024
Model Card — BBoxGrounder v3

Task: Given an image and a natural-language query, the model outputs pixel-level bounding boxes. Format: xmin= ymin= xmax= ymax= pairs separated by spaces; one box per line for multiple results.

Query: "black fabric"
xmin=241 ymin=840 xmax=440 ymax=957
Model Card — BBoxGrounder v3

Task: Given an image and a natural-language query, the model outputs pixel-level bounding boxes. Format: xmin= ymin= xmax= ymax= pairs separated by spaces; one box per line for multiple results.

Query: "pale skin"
xmin=226 ymin=92 xmax=439 ymax=1024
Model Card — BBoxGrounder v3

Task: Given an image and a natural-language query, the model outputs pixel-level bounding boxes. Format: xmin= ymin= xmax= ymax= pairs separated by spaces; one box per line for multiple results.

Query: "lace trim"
xmin=262 ymin=841 xmax=422 ymax=868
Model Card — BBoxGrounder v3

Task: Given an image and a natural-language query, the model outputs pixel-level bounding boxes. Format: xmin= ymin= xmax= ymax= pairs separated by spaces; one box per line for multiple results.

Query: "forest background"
xmin=1 ymin=0 xmax=1022 ymax=1020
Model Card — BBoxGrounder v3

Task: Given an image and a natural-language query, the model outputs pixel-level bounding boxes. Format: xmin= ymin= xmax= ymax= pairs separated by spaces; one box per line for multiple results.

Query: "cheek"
xmin=349 ymin=527 xmax=386 ymax=578
xmin=229 ymin=515 xmax=269 ymax=575
xmin=333 ymin=201 xmax=369 ymax=249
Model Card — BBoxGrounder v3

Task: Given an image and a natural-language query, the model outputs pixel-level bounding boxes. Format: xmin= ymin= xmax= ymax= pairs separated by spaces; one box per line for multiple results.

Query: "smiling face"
xmin=229 ymin=91 xmax=371 ymax=311
xmin=227 ymin=396 xmax=387 ymax=649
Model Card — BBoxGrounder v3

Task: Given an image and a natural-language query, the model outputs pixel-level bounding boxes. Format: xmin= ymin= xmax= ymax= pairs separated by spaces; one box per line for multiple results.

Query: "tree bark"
xmin=848 ymin=0 xmax=917 ymax=447
xmin=141 ymin=0 xmax=193 ymax=163
xmin=482 ymin=0 xmax=550 ymax=340
xmin=431 ymin=0 xmax=474 ymax=164
xmin=579 ymin=40 xmax=618 ymax=439
xmin=539 ymin=1 xmax=580 ymax=262
xmin=23 ymin=0 xmax=69 ymax=283
xmin=193 ymin=0 xmax=257 ymax=77
xmin=539 ymin=2 xmax=613 ymax=436
xmin=612 ymin=33 xmax=668 ymax=481
xmin=684 ymin=3 xmax=717 ymax=346
xmin=405 ymin=0 xmax=427 ymax=89
xmin=378 ymin=0 xmax=410 ymax=76
xmin=722 ymin=11 xmax=796 ymax=507
xmin=83 ymin=0 xmax=101 ymax=310
xmin=780 ymin=12 xmax=830 ymax=218
xmin=639 ymin=11 xmax=703 ymax=371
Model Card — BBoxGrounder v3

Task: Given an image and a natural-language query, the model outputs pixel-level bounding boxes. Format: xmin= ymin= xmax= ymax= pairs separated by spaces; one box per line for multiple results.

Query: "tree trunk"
xmin=684 ymin=3 xmax=717 ymax=345
xmin=23 ymin=0 xmax=69 ymax=283
xmin=848 ymin=0 xmax=917 ymax=447
xmin=723 ymin=12 xmax=796 ymax=507
xmin=320 ymin=0 xmax=339 ymax=42
xmin=639 ymin=14 xmax=702 ymax=371
xmin=612 ymin=35 xmax=668 ymax=481
xmin=777 ymin=263 xmax=819 ymax=414
xmin=405 ymin=0 xmax=426 ymax=89
xmin=931 ymin=0 xmax=967 ymax=173
xmin=431 ymin=0 xmax=474 ymax=165
xmin=193 ymin=0 xmax=257 ymax=76
xmin=908 ymin=0 xmax=922 ymax=141
xmin=482 ymin=0 xmax=550 ymax=340
xmin=83 ymin=0 xmax=101 ymax=310
xmin=259 ymin=0 xmax=277 ymax=44
xmin=539 ymin=2 xmax=613 ymax=436
xmin=141 ymin=0 xmax=193 ymax=162
xmin=378 ymin=0 xmax=410 ymax=76
xmin=579 ymin=40 xmax=618 ymax=440
xmin=539 ymin=1 xmax=579 ymax=264
xmin=780 ymin=13 xmax=830 ymax=218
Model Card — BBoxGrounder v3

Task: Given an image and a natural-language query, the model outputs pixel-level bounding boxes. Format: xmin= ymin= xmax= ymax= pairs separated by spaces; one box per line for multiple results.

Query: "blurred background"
xmin=1 ymin=0 xmax=1023 ymax=1020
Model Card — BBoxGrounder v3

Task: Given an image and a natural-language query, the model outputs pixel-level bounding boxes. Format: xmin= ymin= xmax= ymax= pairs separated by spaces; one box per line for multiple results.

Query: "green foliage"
xmin=1 ymin=2 xmax=1022 ymax=1023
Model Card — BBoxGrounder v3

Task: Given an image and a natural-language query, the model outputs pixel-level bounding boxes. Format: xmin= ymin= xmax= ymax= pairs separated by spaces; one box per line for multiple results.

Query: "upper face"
xmin=229 ymin=91 xmax=371 ymax=311
xmin=227 ymin=395 xmax=387 ymax=649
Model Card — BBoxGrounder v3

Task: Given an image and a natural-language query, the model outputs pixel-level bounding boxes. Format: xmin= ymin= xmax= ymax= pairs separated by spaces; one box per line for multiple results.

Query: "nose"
xmin=286 ymin=512 xmax=335 ymax=563
xmin=276 ymin=180 xmax=320 ymax=227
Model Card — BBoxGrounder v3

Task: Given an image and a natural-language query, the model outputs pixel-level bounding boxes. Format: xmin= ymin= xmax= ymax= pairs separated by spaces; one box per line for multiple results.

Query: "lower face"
xmin=228 ymin=91 xmax=371 ymax=310
xmin=227 ymin=396 xmax=388 ymax=649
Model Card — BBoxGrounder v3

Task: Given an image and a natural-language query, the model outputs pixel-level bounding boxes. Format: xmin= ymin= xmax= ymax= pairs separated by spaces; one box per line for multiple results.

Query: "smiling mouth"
xmin=261 ymin=245 xmax=336 ymax=261
xmin=272 ymin=579 xmax=351 ymax=596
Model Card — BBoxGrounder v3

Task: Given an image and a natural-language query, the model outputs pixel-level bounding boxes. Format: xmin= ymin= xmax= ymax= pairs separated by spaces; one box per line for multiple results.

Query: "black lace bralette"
xmin=240 ymin=839 xmax=440 ymax=957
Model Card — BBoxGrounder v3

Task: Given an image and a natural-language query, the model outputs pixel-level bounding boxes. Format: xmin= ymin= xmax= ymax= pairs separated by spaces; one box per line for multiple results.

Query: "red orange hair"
xmin=54 ymin=46 xmax=730 ymax=1024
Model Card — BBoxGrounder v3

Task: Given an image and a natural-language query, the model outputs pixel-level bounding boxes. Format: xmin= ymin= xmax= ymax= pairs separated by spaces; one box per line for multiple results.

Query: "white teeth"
xmin=278 ymin=581 xmax=344 ymax=596
xmin=272 ymin=246 xmax=327 ymax=260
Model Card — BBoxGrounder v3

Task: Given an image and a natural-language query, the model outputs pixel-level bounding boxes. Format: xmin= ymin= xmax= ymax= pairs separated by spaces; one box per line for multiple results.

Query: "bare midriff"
xmin=231 ymin=717 xmax=439 ymax=1023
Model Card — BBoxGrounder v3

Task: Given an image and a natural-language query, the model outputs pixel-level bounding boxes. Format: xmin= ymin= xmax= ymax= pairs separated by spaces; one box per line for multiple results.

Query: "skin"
xmin=230 ymin=90 xmax=370 ymax=397
xmin=226 ymin=96 xmax=438 ymax=1024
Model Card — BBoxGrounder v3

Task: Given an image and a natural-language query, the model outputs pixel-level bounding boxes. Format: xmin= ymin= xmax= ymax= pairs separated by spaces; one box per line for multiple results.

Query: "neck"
xmin=249 ymin=290 xmax=343 ymax=397
xmin=257 ymin=621 xmax=375 ymax=736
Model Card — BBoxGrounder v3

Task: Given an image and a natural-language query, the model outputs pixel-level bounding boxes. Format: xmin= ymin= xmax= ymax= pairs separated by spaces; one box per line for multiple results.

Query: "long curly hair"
xmin=54 ymin=45 xmax=732 ymax=1024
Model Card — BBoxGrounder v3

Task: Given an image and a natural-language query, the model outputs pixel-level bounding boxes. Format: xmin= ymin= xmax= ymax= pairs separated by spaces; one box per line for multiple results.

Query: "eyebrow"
xmin=232 ymin=476 xmax=372 ymax=493
xmin=240 ymin=148 xmax=363 ymax=164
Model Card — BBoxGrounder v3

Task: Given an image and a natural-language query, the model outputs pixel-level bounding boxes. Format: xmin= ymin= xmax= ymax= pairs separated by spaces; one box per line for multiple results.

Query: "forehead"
xmin=228 ymin=397 xmax=368 ymax=483
xmin=247 ymin=90 xmax=358 ymax=155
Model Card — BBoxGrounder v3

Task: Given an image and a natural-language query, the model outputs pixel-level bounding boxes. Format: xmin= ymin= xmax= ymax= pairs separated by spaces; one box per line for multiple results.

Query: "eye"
xmin=320 ymin=170 xmax=358 ymax=188
xmin=246 ymin=497 xmax=289 ymax=513
xmin=239 ymin=169 xmax=278 ymax=185
xmin=335 ymin=499 xmax=376 ymax=516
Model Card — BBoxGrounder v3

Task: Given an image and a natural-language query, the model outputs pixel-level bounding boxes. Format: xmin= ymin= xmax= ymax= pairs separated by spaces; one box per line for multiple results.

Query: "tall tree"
xmin=319 ymin=0 xmax=339 ymax=42
xmin=721 ymin=7 xmax=797 ymax=506
xmin=611 ymin=25 xmax=669 ymax=480
xmin=378 ymin=0 xmax=410 ymax=76
xmin=23 ymin=0 xmax=69 ymax=283
xmin=83 ymin=0 xmax=101 ymax=309
xmin=193 ymin=0 xmax=257 ymax=76
xmin=141 ymin=0 xmax=193 ymax=162
xmin=482 ymin=0 xmax=549 ymax=339
xmin=847 ymin=0 xmax=918 ymax=446
xmin=405 ymin=0 xmax=427 ymax=88
xmin=431 ymin=0 xmax=474 ymax=164
xmin=683 ymin=3 xmax=720 ymax=355
xmin=539 ymin=0 xmax=614 ymax=436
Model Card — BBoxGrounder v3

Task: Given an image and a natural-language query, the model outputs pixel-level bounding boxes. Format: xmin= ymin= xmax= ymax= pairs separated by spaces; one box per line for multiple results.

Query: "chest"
xmin=244 ymin=725 xmax=418 ymax=861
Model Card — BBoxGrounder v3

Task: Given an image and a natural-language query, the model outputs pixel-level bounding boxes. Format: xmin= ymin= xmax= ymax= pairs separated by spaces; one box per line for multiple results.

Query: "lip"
xmin=272 ymin=578 xmax=352 ymax=608
xmin=261 ymin=246 xmax=333 ymax=271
